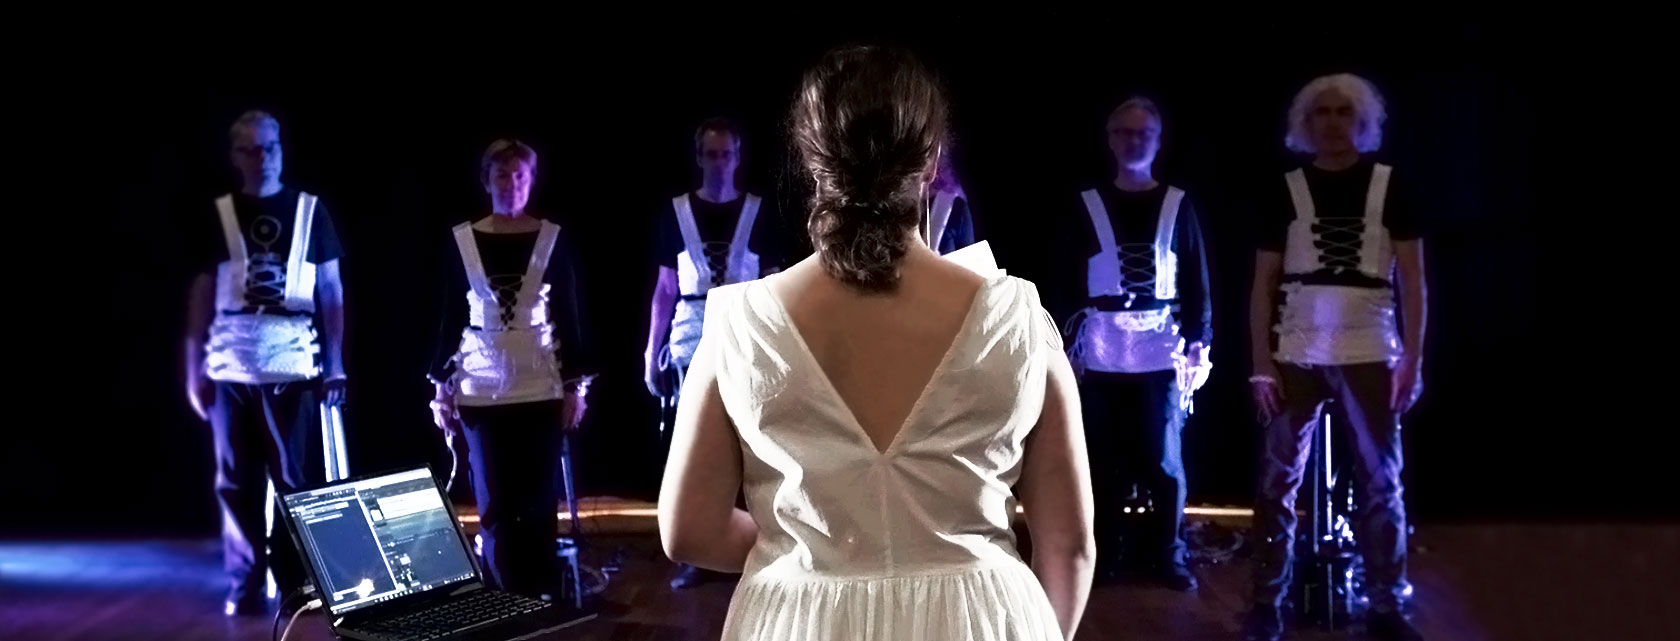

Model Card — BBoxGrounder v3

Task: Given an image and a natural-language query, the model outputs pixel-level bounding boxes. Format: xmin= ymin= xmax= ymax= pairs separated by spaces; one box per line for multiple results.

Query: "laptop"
xmin=279 ymin=466 xmax=596 ymax=641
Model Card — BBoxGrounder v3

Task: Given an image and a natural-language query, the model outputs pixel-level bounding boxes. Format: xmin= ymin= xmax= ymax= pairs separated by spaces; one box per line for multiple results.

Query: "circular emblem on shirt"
xmin=250 ymin=215 xmax=284 ymax=249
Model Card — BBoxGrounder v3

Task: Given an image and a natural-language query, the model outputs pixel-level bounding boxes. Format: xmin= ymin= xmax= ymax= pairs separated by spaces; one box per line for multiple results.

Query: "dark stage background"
xmin=8 ymin=16 xmax=1617 ymax=538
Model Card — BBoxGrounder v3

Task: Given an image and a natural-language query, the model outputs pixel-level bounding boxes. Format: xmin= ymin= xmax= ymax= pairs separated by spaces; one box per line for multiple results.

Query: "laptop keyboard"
xmin=359 ymin=590 xmax=551 ymax=641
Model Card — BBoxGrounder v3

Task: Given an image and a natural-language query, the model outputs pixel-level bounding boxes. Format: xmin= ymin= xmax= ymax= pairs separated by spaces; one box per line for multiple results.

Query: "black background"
xmin=6 ymin=14 xmax=1638 ymax=537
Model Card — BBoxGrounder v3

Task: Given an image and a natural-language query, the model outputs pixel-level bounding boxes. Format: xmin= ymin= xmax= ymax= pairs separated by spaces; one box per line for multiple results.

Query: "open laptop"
xmin=279 ymin=466 xmax=595 ymax=641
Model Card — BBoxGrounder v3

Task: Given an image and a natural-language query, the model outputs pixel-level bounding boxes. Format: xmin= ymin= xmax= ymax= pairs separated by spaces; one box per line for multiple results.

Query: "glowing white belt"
xmin=668 ymin=296 xmax=708 ymax=368
xmin=1065 ymin=307 xmax=1181 ymax=374
xmin=205 ymin=314 xmax=321 ymax=384
xmin=453 ymin=325 xmax=564 ymax=406
xmin=1274 ymin=283 xmax=1401 ymax=366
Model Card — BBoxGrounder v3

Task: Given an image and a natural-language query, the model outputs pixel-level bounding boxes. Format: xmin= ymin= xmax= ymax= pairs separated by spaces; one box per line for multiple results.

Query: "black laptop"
xmin=279 ymin=466 xmax=595 ymax=641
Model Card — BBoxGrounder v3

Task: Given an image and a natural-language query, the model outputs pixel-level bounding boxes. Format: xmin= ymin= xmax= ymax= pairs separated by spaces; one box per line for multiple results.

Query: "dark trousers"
xmin=1080 ymin=370 xmax=1189 ymax=569
xmin=210 ymin=380 xmax=321 ymax=605
xmin=459 ymin=400 xmax=563 ymax=597
xmin=1253 ymin=363 xmax=1408 ymax=612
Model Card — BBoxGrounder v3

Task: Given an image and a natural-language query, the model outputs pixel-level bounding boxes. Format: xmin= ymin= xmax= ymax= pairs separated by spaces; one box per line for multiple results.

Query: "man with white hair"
xmin=183 ymin=110 xmax=347 ymax=616
xmin=1243 ymin=74 xmax=1427 ymax=641
xmin=1059 ymin=96 xmax=1212 ymax=592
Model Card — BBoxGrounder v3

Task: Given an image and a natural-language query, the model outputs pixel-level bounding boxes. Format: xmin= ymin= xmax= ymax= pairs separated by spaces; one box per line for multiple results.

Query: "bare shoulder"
xmin=901 ymin=246 xmax=986 ymax=288
xmin=763 ymin=255 xmax=825 ymax=303
xmin=929 ymin=253 xmax=990 ymax=290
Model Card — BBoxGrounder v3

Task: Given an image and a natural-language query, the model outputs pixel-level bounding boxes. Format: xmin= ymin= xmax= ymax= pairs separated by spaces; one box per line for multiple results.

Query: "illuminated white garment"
xmin=1275 ymin=164 xmax=1403 ymax=365
xmin=204 ymin=192 xmax=322 ymax=384
xmin=1066 ymin=187 xmax=1184 ymax=373
xmin=703 ymin=268 xmax=1064 ymax=641
xmin=929 ymin=189 xmax=958 ymax=253
xmin=449 ymin=221 xmax=566 ymax=406
xmin=669 ymin=193 xmax=761 ymax=368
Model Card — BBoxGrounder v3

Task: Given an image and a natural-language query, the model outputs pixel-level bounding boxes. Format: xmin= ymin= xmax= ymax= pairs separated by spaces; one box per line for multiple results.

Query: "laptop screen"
xmin=281 ymin=467 xmax=479 ymax=615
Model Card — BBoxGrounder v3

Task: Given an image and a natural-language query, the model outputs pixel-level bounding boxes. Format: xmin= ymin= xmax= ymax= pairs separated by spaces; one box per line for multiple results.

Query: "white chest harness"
xmin=204 ymin=192 xmax=322 ymax=384
xmin=667 ymin=193 xmax=761 ymax=368
xmin=449 ymin=220 xmax=567 ymax=406
xmin=1274 ymin=163 xmax=1403 ymax=365
xmin=929 ymin=189 xmax=958 ymax=253
xmin=1066 ymin=187 xmax=1186 ymax=374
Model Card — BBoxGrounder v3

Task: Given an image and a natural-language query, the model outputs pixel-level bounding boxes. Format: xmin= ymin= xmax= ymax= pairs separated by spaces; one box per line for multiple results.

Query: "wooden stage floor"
xmin=3 ymin=523 xmax=1673 ymax=641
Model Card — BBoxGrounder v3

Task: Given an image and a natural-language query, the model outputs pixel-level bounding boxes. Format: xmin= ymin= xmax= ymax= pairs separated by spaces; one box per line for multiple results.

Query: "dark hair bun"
xmin=792 ymin=46 xmax=948 ymax=293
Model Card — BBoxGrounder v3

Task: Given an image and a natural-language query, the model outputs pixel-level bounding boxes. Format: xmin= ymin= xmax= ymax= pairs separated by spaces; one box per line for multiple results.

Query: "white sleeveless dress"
xmin=697 ymin=274 xmax=1067 ymax=641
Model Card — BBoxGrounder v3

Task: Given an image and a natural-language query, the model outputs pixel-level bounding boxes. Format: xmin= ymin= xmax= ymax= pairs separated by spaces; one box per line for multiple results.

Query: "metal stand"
xmin=657 ymin=361 xmax=685 ymax=442
xmin=560 ymin=433 xmax=581 ymax=536
xmin=266 ymin=400 xmax=351 ymax=599
xmin=459 ymin=415 xmax=606 ymax=610
xmin=1292 ymin=400 xmax=1363 ymax=630
xmin=550 ymin=373 xmax=618 ymax=612
xmin=1115 ymin=483 xmax=1155 ymax=569
xmin=657 ymin=393 xmax=679 ymax=439
xmin=554 ymin=432 xmax=587 ymax=610
xmin=320 ymin=403 xmax=350 ymax=482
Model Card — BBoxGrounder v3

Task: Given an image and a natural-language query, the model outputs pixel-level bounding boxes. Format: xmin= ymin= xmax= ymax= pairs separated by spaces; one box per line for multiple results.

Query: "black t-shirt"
xmin=429 ymin=221 xmax=594 ymax=382
xmin=192 ymin=187 xmax=344 ymax=307
xmin=1258 ymin=160 xmax=1422 ymax=287
xmin=655 ymin=192 xmax=788 ymax=282
xmin=1054 ymin=183 xmax=1213 ymax=344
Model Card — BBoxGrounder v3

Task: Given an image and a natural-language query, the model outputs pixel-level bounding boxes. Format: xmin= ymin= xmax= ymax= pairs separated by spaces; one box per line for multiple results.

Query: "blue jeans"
xmin=1252 ymin=363 xmax=1409 ymax=613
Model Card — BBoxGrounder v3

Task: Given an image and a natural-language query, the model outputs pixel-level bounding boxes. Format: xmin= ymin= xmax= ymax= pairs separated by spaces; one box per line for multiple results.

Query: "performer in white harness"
xmin=448 ymin=219 xmax=566 ymax=403
xmin=667 ymin=189 xmax=762 ymax=369
xmin=182 ymin=111 xmax=347 ymax=617
xmin=926 ymin=149 xmax=979 ymax=255
xmin=429 ymin=140 xmax=594 ymax=599
xmin=1060 ymin=97 xmax=1211 ymax=593
xmin=642 ymin=117 xmax=786 ymax=590
xmin=1243 ymin=74 xmax=1428 ymax=641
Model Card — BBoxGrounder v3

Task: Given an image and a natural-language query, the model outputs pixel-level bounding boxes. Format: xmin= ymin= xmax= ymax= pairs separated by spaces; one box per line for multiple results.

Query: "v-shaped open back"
xmin=757 ymin=278 xmax=993 ymax=456
xmin=697 ymin=274 xmax=1067 ymax=641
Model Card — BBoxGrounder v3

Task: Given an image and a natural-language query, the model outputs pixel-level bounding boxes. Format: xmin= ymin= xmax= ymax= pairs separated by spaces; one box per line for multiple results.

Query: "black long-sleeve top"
xmin=1051 ymin=183 xmax=1213 ymax=345
xmin=428 ymin=222 xmax=595 ymax=384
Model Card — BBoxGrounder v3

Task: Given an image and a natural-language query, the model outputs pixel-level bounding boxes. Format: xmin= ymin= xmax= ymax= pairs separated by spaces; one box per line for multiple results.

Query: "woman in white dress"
xmin=658 ymin=45 xmax=1096 ymax=641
